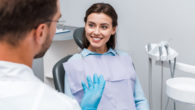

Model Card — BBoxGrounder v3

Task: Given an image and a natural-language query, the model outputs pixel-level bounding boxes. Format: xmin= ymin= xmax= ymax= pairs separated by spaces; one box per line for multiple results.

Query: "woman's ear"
xmin=33 ymin=24 xmax=48 ymax=44
xmin=111 ymin=26 xmax=117 ymax=35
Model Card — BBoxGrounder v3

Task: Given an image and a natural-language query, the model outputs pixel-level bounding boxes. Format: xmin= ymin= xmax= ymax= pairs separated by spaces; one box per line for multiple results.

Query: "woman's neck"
xmin=88 ymin=45 xmax=108 ymax=54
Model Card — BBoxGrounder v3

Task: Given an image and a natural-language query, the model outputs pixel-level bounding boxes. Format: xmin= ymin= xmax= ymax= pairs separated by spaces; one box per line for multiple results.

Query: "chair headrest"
xmin=73 ymin=27 xmax=84 ymax=49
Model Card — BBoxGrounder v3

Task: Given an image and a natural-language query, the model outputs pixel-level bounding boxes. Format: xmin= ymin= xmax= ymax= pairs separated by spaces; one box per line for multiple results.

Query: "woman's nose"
xmin=94 ymin=27 xmax=100 ymax=35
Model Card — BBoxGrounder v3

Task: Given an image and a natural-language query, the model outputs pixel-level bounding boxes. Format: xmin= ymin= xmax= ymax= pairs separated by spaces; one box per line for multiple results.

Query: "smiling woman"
xmin=85 ymin=13 xmax=116 ymax=53
xmin=63 ymin=2 xmax=150 ymax=110
xmin=82 ymin=3 xmax=117 ymax=53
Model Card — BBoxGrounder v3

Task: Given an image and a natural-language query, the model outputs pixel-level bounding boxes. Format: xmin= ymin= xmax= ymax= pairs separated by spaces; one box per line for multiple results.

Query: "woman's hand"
xmin=80 ymin=74 xmax=106 ymax=110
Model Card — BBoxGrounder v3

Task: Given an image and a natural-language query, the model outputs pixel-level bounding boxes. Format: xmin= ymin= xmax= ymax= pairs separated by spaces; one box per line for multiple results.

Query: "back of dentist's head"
xmin=0 ymin=0 xmax=57 ymax=46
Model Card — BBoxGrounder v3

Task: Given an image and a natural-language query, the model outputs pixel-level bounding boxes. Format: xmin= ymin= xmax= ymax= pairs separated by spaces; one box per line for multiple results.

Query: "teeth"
xmin=93 ymin=37 xmax=101 ymax=41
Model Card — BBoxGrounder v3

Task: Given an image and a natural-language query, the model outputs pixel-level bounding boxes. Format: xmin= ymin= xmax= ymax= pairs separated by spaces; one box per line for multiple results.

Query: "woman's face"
xmin=85 ymin=13 xmax=116 ymax=52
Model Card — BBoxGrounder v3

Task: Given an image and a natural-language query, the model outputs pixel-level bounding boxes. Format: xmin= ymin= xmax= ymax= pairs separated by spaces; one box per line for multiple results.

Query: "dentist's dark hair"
xmin=0 ymin=0 xmax=57 ymax=46
xmin=82 ymin=3 xmax=118 ymax=49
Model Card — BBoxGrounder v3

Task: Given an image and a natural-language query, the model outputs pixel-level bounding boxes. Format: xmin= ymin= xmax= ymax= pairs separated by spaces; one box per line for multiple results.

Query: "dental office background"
xmin=32 ymin=0 xmax=195 ymax=110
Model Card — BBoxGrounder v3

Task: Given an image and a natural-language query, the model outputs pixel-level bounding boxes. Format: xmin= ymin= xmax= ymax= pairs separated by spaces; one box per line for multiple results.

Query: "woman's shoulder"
xmin=63 ymin=53 xmax=82 ymax=66
xmin=115 ymin=49 xmax=133 ymax=61
xmin=115 ymin=49 xmax=129 ymax=56
xmin=68 ymin=53 xmax=82 ymax=61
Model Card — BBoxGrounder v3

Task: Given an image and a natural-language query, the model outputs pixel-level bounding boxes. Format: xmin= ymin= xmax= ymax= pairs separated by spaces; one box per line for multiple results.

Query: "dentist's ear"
xmin=33 ymin=24 xmax=48 ymax=45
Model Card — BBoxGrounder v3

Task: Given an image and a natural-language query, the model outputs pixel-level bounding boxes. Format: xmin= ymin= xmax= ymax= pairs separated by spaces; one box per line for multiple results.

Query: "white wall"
xmin=60 ymin=0 xmax=195 ymax=110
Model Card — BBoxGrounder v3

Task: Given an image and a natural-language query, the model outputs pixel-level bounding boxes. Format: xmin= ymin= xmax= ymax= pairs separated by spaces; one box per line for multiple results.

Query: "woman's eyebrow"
xmin=87 ymin=21 xmax=95 ymax=24
xmin=100 ymin=23 xmax=109 ymax=26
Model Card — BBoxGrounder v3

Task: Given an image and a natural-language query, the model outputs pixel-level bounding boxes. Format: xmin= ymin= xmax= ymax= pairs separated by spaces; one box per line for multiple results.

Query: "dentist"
xmin=0 ymin=0 xmax=105 ymax=110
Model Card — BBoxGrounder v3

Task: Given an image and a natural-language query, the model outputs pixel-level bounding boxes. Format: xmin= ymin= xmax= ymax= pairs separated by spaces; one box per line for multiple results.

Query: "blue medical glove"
xmin=80 ymin=74 xmax=106 ymax=110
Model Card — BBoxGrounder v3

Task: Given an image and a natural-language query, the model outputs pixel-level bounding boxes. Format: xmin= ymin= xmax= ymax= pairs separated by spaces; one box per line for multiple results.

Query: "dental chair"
xmin=52 ymin=27 xmax=84 ymax=93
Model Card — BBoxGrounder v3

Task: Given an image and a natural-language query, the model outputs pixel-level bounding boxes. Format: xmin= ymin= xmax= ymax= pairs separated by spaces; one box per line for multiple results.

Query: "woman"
xmin=63 ymin=3 xmax=149 ymax=110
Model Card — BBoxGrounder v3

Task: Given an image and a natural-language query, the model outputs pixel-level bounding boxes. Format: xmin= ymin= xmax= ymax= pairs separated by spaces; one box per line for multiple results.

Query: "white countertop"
xmin=53 ymin=25 xmax=78 ymax=41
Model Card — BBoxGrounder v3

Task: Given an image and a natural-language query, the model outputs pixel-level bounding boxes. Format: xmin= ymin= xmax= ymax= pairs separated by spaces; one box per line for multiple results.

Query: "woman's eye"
xmin=101 ymin=25 xmax=108 ymax=29
xmin=88 ymin=24 xmax=94 ymax=28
